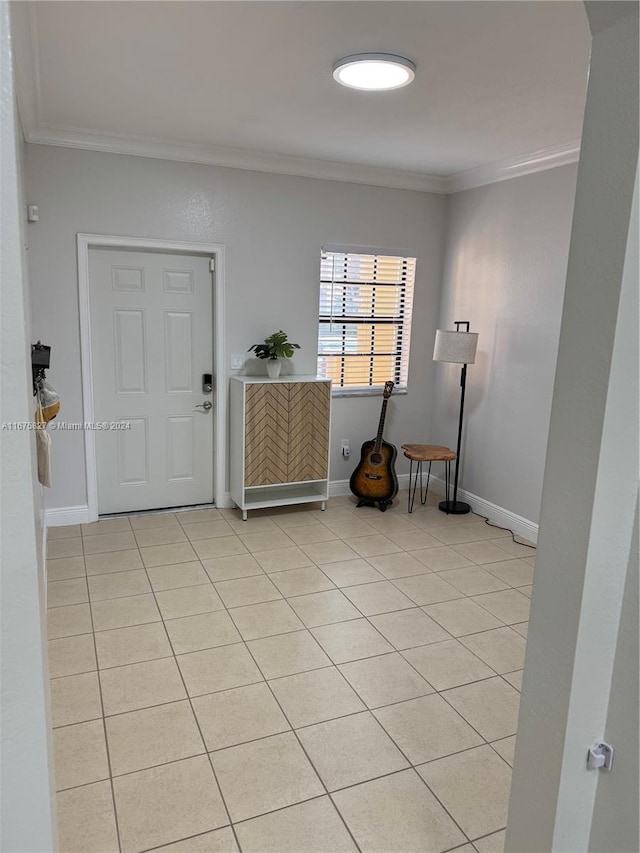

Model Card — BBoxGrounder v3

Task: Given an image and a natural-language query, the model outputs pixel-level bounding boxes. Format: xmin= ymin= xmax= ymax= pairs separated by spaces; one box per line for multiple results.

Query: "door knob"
xmin=194 ymin=400 xmax=213 ymax=412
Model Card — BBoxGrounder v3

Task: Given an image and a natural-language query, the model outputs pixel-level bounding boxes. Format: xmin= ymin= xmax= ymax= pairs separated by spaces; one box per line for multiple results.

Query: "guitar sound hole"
xmin=370 ymin=453 xmax=382 ymax=465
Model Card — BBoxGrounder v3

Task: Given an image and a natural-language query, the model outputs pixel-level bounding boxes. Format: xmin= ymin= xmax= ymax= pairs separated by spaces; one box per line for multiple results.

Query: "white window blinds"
xmin=317 ymin=250 xmax=416 ymax=393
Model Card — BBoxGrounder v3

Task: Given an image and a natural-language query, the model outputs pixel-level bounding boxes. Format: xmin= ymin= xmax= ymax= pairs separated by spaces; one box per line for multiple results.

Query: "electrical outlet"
xmin=341 ymin=440 xmax=350 ymax=460
xmin=230 ymin=354 xmax=245 ymax=370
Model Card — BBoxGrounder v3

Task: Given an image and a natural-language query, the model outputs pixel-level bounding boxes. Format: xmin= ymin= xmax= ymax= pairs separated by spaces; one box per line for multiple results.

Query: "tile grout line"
xmin=169 ymin=544 xmax=365 ymax=852
xmin=218 ymin=621 xmax=364 ymax=853
xmin=438 ymin=684 xmax=518 ymax=746
xmin=67 ymin=721 xmax=374 ymax=784
xmin=50 ymin=525 xmax=529 ymax=595
xmin=190 ymin=536 xmax=490 ymax=850
xmin=50 ymin=501 xmax=530 ymax=849
xmin=52 ymin=738 xmax=511 ymax=840
xmin=139 ymin=826 xmax=236 ymax=853
xmin=467 ymin=827 xmax=509 ymax=848
xmin=51 ymin=648 xmax=520 ymax=719
xmin=52 ymin=590 xmax=524 ymax=682
xmin=236 ymin=549 xmax=513 ymax=850
xmin=50 ymin=644 xmax=521 ymax=732
xmin=135 ymin=543 xmax=245 ymax=853
xmin=58 ymin=556 xmax=523 ymax=682
xmin=301 ymin=671 xmax=476 ymax=848
xmin=46 ymin=572 xmax=532 ymax=616
xmin=83 ymin=570 xmax=124 ymax=853
xmin=52 ymin=662 xmax=518 ymax=732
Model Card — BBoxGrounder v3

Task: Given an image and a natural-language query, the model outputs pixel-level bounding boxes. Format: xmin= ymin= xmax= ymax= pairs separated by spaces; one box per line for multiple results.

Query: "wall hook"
xmin=31 ymin=341 xmax=51 ymax=395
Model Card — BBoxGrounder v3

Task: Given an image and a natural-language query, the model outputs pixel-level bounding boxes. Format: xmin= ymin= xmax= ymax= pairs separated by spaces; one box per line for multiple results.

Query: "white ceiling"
xmin=13 ymin=1 xmax=591 ymax=191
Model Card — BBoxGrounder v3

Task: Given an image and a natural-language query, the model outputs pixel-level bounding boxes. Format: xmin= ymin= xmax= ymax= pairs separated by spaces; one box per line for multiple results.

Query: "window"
xmin=317 ymin=249 xmax=416 ymax=394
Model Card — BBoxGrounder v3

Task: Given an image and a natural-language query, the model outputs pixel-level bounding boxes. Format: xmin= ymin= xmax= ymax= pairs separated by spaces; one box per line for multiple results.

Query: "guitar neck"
xmin=374 ymin=398 xmax=389 ymax=452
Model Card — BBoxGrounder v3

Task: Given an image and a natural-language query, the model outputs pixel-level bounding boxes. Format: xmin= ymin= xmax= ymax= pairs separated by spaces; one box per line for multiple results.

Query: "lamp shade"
xmin=433 ymin=330 xmax=479 ymax=364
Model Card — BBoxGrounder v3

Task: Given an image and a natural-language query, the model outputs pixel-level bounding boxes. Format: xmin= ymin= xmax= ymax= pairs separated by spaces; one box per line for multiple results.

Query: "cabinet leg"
xmin=242 ymin=509 xmax=248 ymax=521
xmin=321 ymin=501 xmax=326 ymax=511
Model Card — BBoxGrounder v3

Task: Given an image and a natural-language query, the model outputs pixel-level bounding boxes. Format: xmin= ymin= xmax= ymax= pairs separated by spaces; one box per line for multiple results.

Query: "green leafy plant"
xmin=248 ymin=330 xmax=300 ymax=361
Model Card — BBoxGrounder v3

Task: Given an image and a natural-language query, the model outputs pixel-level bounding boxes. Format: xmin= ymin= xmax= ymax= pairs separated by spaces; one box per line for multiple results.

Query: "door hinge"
xmin=209 ymin=258 xmax=215 ymax=272
xmin=587 ymin=741 xmax=614 ymax=771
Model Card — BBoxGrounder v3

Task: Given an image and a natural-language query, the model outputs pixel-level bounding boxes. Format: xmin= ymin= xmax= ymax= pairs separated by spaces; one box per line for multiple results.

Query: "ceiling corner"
xmin=9 ymin=1 xmax=40 ymax=140
xmin=446 ymin=139 xmax=582 ymax=193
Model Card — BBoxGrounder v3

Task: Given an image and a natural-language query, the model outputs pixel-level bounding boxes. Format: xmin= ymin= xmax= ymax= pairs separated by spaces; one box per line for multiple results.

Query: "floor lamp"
xmin=433 ymin=321 xmax=479 ymax=515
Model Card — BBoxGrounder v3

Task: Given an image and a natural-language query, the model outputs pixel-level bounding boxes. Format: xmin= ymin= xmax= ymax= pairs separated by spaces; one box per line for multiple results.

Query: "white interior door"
xmin=89 ymin=248 xmax=214 ymax=514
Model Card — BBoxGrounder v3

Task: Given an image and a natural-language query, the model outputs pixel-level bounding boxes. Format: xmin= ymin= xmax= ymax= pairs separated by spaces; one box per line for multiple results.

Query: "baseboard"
xmin=45 ymin=486 xmax=538 ymax=543
xmin=329 ymin=475 xmax=538 ymax=544
xmin=45 ymin=505 xmax=90 ymax=527
xmin=427 ymin=475 xmax=538 ymax=543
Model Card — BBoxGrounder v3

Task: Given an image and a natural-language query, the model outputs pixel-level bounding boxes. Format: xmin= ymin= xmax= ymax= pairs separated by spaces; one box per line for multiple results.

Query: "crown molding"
xmin=25 ymin=125 xmax=450 ymax=194
xmin=446 ymin=138 xmax=581 ymax=193
xmin=24 ymin=124 xmax=581 ymax=195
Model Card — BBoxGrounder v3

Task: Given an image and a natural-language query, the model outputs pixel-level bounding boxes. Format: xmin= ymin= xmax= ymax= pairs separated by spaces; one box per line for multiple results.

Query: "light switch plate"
xmin=230 ymin=354 xmax=245 ymax=370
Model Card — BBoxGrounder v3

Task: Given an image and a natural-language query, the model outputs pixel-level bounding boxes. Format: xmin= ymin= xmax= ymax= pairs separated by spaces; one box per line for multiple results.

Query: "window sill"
xmin=331 ymin=387 xmax=408 ymax=398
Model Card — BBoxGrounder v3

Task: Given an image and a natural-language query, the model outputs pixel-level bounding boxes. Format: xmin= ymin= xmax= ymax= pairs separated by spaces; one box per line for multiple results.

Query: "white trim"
xmin=77 ymin=236 xmax=98 ymax=522
xmin=212 ymin=247 xmax=227 ymax=523
xmin=426 ymin=475 xmax=539 ymax=543
xmin=447 ymin=138 xmax=581 ymax=193
xmin=329 ymin=474 xmax=538 ymax=543
xmin=24 ymin=127 xmax=581 ymax=195
xmin=47 ymin=482 xmax=539 ymax=543
xmin=76 ymin=233 xmax=226 ymax=523
xmin=45 ymin=505 xmax=91 ymax=527
xmin=41 ymin=518 xmax=48 ymax=595
xmin=27 ymin=127 xmax=449 ymax=194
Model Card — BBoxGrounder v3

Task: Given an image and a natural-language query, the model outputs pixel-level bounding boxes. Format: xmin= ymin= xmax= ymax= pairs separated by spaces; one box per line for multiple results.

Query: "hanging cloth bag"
xmin=35 ymin=391 xmax=52 ymax=487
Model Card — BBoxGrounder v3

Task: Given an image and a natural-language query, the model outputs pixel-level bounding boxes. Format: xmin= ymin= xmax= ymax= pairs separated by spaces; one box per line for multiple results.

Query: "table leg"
xmin=445 ymin=461 xmax=450 ymax=508
xmin=408 ymin=459 xmax=421 ymax=514
xmin=422 ymin=461 xmax=432 ymax=505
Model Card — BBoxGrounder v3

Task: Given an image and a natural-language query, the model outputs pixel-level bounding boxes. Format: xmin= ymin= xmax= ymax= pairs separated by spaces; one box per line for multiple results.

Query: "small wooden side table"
xmin=401 ymin=444 xmax=457 ymax=513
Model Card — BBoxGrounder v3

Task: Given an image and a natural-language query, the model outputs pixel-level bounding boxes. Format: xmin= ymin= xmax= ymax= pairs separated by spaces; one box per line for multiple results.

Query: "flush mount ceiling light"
xmin=333 ymin=53 xmax=416 ymax=91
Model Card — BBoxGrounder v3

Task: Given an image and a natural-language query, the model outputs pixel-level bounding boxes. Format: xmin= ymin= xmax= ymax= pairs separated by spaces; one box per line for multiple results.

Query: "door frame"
xmin=77 ymin=233 xmax=226 ymax=522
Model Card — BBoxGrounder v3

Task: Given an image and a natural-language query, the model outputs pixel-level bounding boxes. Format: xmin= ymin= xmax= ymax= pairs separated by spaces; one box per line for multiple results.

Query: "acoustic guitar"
xmin=349 ymin=381 xmax=398 ymax=512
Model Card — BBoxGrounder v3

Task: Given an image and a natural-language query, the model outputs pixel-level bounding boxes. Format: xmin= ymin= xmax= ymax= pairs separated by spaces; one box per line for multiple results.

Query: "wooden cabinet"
xmin=230 ymin=377 xmax=331 ymax=519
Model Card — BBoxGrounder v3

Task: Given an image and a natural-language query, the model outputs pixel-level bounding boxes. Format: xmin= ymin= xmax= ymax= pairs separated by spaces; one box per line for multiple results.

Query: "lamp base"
xmin=439 ymin=500 xmax=471 ymax=515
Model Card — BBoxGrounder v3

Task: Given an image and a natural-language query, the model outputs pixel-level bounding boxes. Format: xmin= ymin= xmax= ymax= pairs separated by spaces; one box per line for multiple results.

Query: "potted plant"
xmin=248 ymin=330 xmax=300 ymax=379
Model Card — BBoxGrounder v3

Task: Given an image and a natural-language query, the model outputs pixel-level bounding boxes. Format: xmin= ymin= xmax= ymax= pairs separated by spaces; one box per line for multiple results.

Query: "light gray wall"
xmin=14 ymin=43 xmax=46 ymax=588
xmin=431 ymin=165 xmax=578 ymax=525
xmin=589 ymin=502 xmax=639 ymax=853
xmin=24 ymin=144 xmax=446 ymax=511
xmin=507 ymin=3 xmax=638 ymax=849
xmin=1 ymin=3 xmax=55 ymax=848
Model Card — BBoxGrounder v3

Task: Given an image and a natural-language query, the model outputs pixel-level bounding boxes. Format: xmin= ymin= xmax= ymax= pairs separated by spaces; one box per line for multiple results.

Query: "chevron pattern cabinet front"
xmin=287 ymin=382 xmax=330 ymax=482
xmin=244 ymin=383 xmax=290 ymax=486
xmin=230 ymin=377 xmax=331 ymax=519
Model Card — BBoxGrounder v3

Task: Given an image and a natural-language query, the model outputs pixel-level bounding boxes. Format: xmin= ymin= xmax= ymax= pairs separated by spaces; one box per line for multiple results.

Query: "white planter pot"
xmin=266 ymin=359 xmax=282 ymax=379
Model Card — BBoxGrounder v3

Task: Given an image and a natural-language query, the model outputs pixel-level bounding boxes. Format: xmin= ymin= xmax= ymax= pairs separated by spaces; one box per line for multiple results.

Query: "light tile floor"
xmin=46 ymin=491 xmax=535 ymax=853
